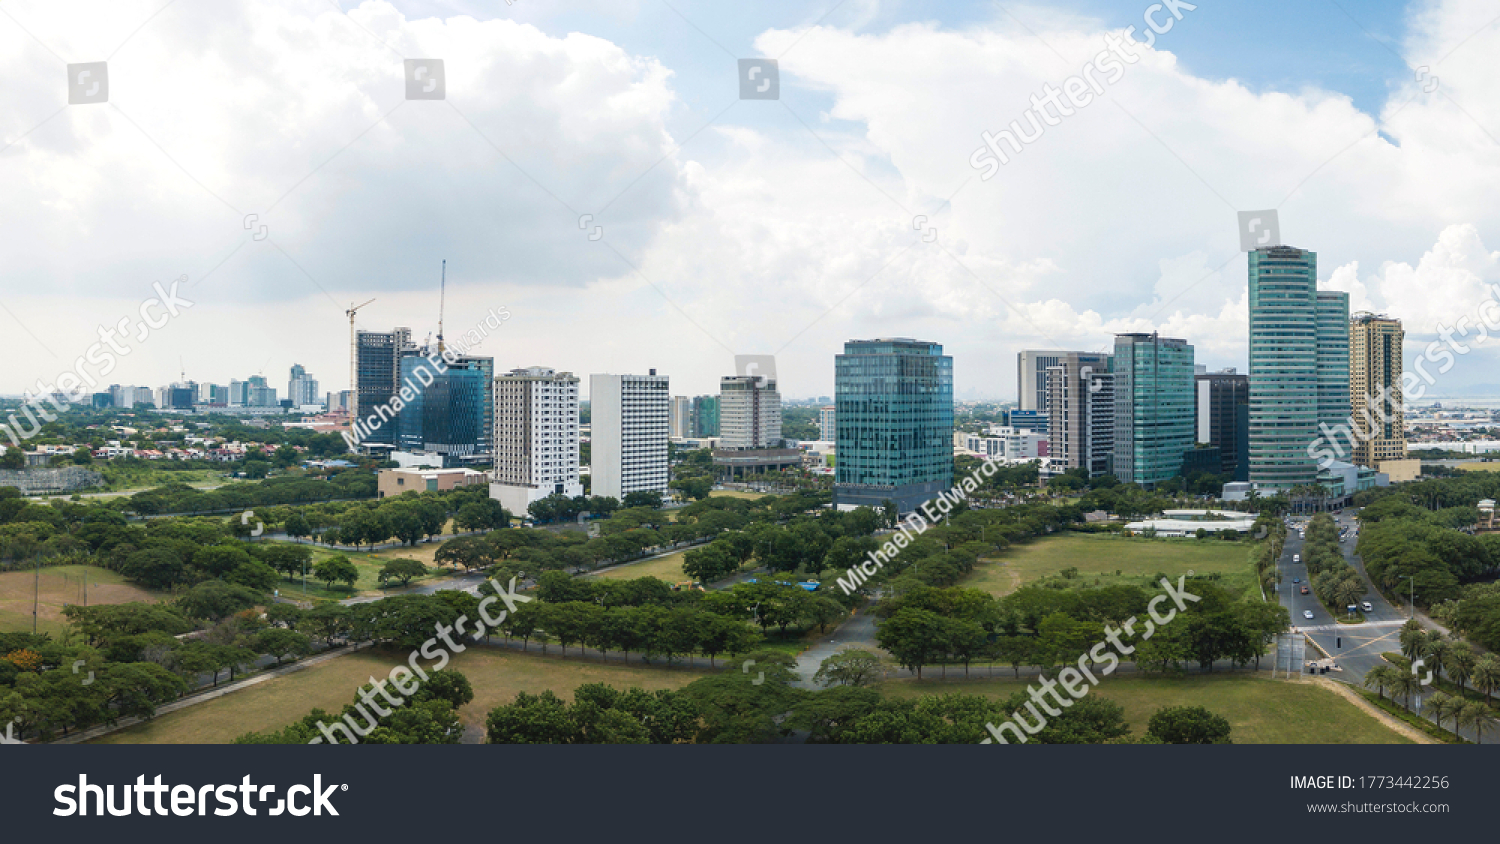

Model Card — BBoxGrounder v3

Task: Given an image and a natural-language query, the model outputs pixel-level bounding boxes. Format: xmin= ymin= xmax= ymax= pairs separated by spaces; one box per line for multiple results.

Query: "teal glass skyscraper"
xmin=1316 ymin=290 xmax=1351 ymax=434
xmin=1111 ymin=333 xmax=1195 ymax=488
xmin=834 ymin=338 xmax=953 ymax=514
xmin=1248 ymin=245 xmax=1318 ymax=489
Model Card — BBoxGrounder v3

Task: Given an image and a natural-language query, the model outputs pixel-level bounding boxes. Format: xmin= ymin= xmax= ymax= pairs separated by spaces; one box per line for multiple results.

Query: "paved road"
xmin=1277 ymin=508 xmax=1490 ymax=743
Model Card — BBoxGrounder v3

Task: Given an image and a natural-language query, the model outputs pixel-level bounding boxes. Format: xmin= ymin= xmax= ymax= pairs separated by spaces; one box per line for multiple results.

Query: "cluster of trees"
xmin=235 ymin=669 xmax=474 ymax=744
xmin=1299 ymin=513 xmax=1367 ymax=613
xmin=1356 ymin=495 xmax=1500 ymax=607
xmin=121 ymin=473 xmax=375 ymax=516
xmin=1361 ymin=620 xmax=1500 ymax=741
xmin=0 ymin=630 xmax=187 ymax=739
xmin=482 ymin=655 xmax=1235 ymax=744
xmin=872 ymin=580 xmax=1289 ymax=680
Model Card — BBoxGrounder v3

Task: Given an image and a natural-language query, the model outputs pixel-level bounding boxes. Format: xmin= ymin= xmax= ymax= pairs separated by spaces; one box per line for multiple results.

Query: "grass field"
xmin=258 ymin=541 xmax=443 ymax=602
xmin=1457 ymin=461 xmax=1500 ymax=472
xmin=0 ymin=565 xmax=161 ymax=637
xmin=961 ymin=532 xmax=1256 ymax=597
xmin=92 ymin=646 xmax=705 ymax=744
xmin=880 ymin=673 xmax=1412 ymax=744
xmin=709 ymin=490 xmax=769 ymax=500
xmin=591 ymin=549 xmax=688 ymax=583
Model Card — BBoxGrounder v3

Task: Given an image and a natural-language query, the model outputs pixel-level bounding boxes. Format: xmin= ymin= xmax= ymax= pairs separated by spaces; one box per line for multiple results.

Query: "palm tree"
xmin=1400 ymin=623 xmax=1425 ymax=662
xmin=1456 ymin=699 xmax=1489 ymax=745
xmin=1391 ymin=670 xmax=1422 ymax=712
xmin=1447 ymin=642 xmax=1477 ymax=699
xmin=1473 ymin=653 xmax=1500 ymax=706
xmin=1363 ymin=665 xmax=1401 ymax=701
xmin=1423 ymin=637 xmax=1451 ymax=686
xmin=1332 ymin=577 xmax=1365 ymax=614
xmin=1426 ymin=690 xmax=1457 ymax=735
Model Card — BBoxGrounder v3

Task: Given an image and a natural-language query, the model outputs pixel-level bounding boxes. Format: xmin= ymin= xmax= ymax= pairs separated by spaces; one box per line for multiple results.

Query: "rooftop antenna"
xmin=437 ymin=259 xmax=446 ymax=355
xmin=346 ymin=298 xmax=377 ymax=401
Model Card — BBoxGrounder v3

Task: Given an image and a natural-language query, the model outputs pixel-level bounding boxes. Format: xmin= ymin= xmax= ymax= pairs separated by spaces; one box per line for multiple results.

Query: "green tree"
xmin=255 ymin=628 xmax=312 ymax=666
xmin=812 ymin=649 xmax=884 ymax=688
xmin=1146 ymin=705 xmax=1232 ymax=744
xmin=378 ymin=558 xmax=428 ymax=587
xmin=314 ymin=556 xmax=359 ymax=590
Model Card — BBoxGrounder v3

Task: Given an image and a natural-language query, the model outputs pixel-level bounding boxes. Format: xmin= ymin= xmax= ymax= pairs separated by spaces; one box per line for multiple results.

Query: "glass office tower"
xmin=1111 ymin=333 xmax=1195 ymax=488
xmin=833 ymin=338 xmax=953 ymax=514
xmin=1248 ymin=246 xmax=1319 ymax=490
xmin=397 ymin=354 xmax=494 ymax=465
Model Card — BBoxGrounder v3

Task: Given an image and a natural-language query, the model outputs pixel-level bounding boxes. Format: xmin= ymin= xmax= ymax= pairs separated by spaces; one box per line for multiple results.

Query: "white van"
xmin=1361 ymin=601 xmax=1373 ymax=612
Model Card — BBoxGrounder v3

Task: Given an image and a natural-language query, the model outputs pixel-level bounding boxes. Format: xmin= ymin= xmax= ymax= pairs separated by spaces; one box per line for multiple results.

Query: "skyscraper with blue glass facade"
xmin=833 ymin=338 xmax=953 ymax=514
xmin=1111 ymin=333 xmax=1195 ymax=488
xmin=396 ymin=353 xmax=494 ymax=466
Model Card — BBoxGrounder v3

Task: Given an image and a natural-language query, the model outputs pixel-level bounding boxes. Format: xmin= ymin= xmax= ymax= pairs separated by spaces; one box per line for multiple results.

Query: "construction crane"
xmin=437 ymin=259 xmax=446 ymax=355
xmin=346 ymin=298 xmax=376 ymax=408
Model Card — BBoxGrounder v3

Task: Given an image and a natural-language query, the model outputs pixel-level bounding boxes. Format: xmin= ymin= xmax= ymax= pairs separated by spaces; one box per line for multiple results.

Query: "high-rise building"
xmin=691 ymin=395 xmax=719 ymax=437
xmin=591 ymin=372 xmax=670 ymax=502
xmin=719 ymin=376 xmax=781 ymax=449
xmin=396 ymin=353 xmax=495 ymax=465
xmin=490 ymin=367 xmax=582 ymax=517
xmin=818 ymin=405 xmax=836 ymax=441
xmin=355 ymin=328 xmax=414 ymax=445
xmin=1045 ymin=353 xmax=1113 ymax=475
xmin=1085 ymin=371 xmax=1115 ymax=479
xmin=1349 ymin=314 xmax=1407 ymax=467
xmin=1195 ymin=369 xmax=1250 ymax=482
xmin=1111 ymin=333 xmax=1194 ymax=488
xmin=1248 ymin=246 xmax=1320 ymax=490
xmin=669 ymin=396 xmax=692 ymax=439
xmin=288 ymin=364 xmax=321 ymax=407
xmin=1006 ymin=409 xmax=1048 ymax=434
xmin=834 ymin=338 xmax=954 ymax=513
xmin=1316 ymin=291 xmax=1351 ymax=434
xmin=1017 ymin=350 xmax=1111 ymax=412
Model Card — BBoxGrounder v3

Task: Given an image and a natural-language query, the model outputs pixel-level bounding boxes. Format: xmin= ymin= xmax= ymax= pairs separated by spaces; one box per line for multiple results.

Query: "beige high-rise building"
xmin=1349 ymin=314 xmax=1406 ymax=467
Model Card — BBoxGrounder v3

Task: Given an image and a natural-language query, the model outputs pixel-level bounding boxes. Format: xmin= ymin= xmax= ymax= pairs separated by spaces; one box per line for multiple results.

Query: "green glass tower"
xmin=1316 ymin=290 xmax=1351 ymax=434
xmin=833 ymin=338 xmax=953 ymax=514
xmin=1110 ymin=333 xmax=1195 ymax=488
xmin=1248 ymin=246 xmax=1318 ymax=489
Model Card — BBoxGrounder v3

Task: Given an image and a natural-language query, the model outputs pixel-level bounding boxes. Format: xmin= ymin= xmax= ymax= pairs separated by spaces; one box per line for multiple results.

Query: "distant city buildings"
xmin=1112 ymin=333 xmax=1194 ymax=489
xmin=489 ymin=367 xmax=582 ymax=516
xmin=591 ymin=371 xmax=670 ymax=502
xmin=288 ymin=364 xmax=321 ymax=408
xmin=834 ymin=338 xmax=954 ymax=513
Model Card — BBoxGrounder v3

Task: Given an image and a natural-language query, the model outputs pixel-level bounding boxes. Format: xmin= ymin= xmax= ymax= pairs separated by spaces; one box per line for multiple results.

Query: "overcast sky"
xmin=5 ymin=0 xmax=1500 ymax=401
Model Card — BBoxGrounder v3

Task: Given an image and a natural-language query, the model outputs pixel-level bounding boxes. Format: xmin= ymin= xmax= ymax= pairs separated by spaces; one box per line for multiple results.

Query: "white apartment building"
xmin=489 ymin=367 xmax=583 ymax=517
xmin=719 ymin=375 xmax=781 ymax=449
xmin=819 ymin=405 xmax=836 ymax=441
xmin=669 ymin=395 xmax=692 ymax=439
xmin=591 ymin=372 xmax=671 ymax=502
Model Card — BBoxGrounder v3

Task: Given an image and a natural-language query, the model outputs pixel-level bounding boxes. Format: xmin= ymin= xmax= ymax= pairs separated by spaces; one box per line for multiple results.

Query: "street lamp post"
xmin=1401 ymin=575 xmax=1415 ymax=620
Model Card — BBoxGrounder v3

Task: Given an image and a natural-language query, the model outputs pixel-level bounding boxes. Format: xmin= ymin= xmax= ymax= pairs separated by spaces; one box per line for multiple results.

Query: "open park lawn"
xmin=880 ymin=673 xmax=1412 ymax=744
xmin=91 ymin=645 xmax=706 ymax=744
xmin=591 ymin=549 xmax=689 ymax=583
xmin=0 ymin=565 xmax=161 ymax=637
xmin=261 ymin=543 xmax=445 ymax=601
xmin=962 ymin=532 xmax=1256 ymax=597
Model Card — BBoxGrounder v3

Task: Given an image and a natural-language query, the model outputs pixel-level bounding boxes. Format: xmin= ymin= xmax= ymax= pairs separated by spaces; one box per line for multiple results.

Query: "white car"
xmin=1303 ymin=610 xmax=1315 ymax=619
xmin=1293 ymin=554 xmax=1300 ymax=562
